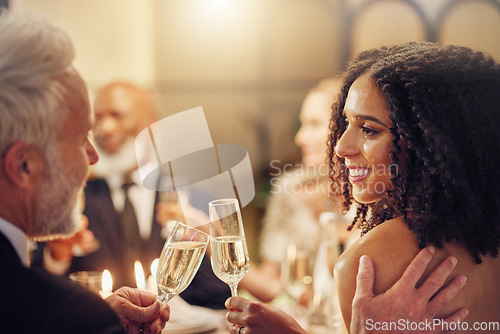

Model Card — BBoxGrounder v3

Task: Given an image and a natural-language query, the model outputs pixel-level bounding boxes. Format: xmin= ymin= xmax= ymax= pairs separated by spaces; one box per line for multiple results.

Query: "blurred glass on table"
xmin=306 ymin=211 xmax=345 ymax=333
xmin=68 ymin=270 xmax=102 ymax=295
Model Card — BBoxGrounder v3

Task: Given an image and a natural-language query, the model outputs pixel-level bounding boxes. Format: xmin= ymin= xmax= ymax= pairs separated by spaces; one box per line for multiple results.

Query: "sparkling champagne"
xmin=282 ymin=247 xmax=314 ymax=301
xmin=211 ymin=236 xmax=249 ymax=284
xmin=156 ymin=241 xmax=206 ymax=299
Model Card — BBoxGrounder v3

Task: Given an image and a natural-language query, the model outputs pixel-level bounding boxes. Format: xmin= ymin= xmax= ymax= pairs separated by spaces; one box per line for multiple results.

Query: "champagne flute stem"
xmin=157 ymin=294 xmax=174 ymax=303
xmin=228 ymin=282 xmax=238 ymax=297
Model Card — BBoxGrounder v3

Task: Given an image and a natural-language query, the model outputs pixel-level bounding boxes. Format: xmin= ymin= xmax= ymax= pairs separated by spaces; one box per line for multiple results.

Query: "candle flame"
xmin=102 ymin=269 xmax=113 ymax=292
xmin=135 ymin=261 xmax=146 ymax=290
xmin=151 ymin=258 xmax=159 ymax=278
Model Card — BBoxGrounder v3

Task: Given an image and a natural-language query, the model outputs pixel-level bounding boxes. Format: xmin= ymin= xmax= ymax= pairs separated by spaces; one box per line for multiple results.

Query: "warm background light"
xmin=102 ymin=269 xmax=113 ymax=293
xmin=151 ymin=258 xmax=159 ymax=278
xmin=135 ymin=261 xmax=146 ymax=290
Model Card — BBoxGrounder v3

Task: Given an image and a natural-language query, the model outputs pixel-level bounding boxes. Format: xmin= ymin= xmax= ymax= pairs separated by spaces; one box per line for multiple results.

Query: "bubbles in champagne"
xmin=156 ymin=241 xmax=206 ymax=300
xmin=210 ymin=236 xmax=249 ymax=284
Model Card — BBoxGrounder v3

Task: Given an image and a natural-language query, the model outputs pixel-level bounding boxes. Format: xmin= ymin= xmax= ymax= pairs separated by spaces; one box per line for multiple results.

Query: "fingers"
xmin=138 ymin=302 xmax=161 ymax=323
xmin=225 ymin=296 xmax=248 ymax=311
xmin=114 ymin=287 xmax=161 ymax=322
xmin=225 ymin=297 xmax=259 ymax=327
xmin=399 ymin=246 xmax=435 ymax=289
xmin=137 ymin=290 xmax=159 ymax=307
xmin=229 ymin=324 xmax=243 ymax=334
xmin=419 ymin=255 xmax=458 ymax=301
xmin=145 ymin=303 xmax=169 ymax=333
xmin=159 ymin=303 xmax=170 ymax=322
xmin=111 ymin=288 xmax=169 ymax=333
xmin=432 ymin=308 xmax=469 ymax=334
xmin=427 ymin=274 xmax=467 ymax=316
xmin=353 ymin=255 xmax=376 ymax=300
xmin=148 ymin=312 xmax=168 ymax=334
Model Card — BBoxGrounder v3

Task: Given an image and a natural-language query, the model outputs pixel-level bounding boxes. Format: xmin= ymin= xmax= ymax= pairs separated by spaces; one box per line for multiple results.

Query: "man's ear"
xmin=2 ymin=142 xmax=44 ymax=189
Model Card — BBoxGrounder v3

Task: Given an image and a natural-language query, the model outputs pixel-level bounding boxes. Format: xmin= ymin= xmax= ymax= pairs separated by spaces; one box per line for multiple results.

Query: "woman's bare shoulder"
xmin=337 ymin=217 xmax=421 ymax=289
xmin=334 ymin=217 xmax=421 ymax=327
xmin=335 ymin=217 xmax=500 ymax=328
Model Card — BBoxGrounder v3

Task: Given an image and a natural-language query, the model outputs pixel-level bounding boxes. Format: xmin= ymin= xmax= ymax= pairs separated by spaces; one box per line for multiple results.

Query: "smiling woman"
xmin=329 ymin=42 xmax=500 ymax=331
xmin=335 ymin=73 xmax=396 ymax=205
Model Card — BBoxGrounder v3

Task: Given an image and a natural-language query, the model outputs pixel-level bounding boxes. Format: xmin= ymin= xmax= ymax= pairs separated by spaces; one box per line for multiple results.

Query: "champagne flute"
xmin=209 ymin=198 xmax=249 ymax=297
xmin=158 ymin=190 xmax=187 ymax=240
xmin=281 ymin=240 xmax=315 ymax=306
xmin=156 ymin=221 xmax=209 ymax=303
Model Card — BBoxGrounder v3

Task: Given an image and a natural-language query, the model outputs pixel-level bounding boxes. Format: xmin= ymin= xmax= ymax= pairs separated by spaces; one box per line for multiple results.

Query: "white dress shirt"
xmin=106 ymin=170 xmax=156 ymax=241
xmin=0 ymin=216 xmax=30 ymax=267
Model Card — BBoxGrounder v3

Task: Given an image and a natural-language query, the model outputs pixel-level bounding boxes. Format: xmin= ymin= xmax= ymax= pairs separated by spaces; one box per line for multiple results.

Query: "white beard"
xmin=32 ymin=146 xmax=82 ymax=240
xmin=92 ymin=138 xmax=138 ymax=178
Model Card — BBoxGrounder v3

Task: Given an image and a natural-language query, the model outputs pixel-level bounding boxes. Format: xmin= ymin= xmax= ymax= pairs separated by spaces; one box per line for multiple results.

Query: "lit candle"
xmin=146 ymin=258 xmax=159 ymax=294
xmin=151 ymin=258 xmax=159 ymax=278
xmin=135 ymin=261 xmax=146 ymax=290
xmin=100 ymin=269 xmax=113 ymax=299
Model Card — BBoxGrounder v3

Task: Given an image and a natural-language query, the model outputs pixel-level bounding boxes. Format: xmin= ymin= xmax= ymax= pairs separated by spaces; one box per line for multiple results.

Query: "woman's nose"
xmin=335 ymin=127 xmax=357 ymax=158
xmin=294 ymin=127 xmax=306 ymax=147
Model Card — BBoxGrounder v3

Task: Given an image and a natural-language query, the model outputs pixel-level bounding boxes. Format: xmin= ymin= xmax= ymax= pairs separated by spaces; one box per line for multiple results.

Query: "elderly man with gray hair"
xmin=0 ymin=10 xmax=169 ymax=334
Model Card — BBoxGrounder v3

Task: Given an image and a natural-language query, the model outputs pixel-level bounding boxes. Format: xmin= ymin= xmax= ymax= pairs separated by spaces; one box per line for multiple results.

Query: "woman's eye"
xmin=361 ymin=126 xmax=379 ymax=136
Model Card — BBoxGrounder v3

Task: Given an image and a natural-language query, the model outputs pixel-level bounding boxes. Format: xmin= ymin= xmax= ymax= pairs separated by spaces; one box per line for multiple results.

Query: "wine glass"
xmin=209 ymin=198 xmax=249 ymax=297
xmin=156 ymin=221 xmax=209 ymax=303
xmin=308 ymin=212 xmax=343 ymax=331
xmin=281 ymin=240 xmax=315 ymax=308
xmin=158 ymin=189 xmax=190 ymax=239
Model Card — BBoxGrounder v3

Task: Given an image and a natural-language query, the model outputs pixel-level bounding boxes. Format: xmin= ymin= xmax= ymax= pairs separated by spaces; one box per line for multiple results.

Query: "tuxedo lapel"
xmin=0 ymin=231 xmax=23 ymax=267
xmin=84 ymin=179 xmax=123 ymax=255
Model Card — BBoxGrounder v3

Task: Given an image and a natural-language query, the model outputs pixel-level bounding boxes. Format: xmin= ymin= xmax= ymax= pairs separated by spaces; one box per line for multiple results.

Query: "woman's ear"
xmin=2 ymin=142 xmax=44 ymax=189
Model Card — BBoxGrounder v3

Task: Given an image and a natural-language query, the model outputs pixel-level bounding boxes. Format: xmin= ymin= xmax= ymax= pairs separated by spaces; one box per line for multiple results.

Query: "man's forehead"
xmin=56 ymin=67 xmax=87 ymax=98
xmin=95 ymin=86 xmax=135 ymax=108
xmin=57 ymin=68 xmax=91 ymax=125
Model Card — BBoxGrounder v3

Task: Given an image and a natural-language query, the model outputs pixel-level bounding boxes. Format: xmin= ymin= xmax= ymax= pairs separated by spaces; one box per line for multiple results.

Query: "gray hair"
xmin=0 ymin=10 xmax=75 ymax=157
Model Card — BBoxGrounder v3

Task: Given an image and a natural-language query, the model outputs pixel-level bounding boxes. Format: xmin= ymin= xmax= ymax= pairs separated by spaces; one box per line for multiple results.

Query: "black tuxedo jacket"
xmin=74 ymin=178 xmax=166 ymax=288
xmin=0 ymin=232 xmax=124 ymax=334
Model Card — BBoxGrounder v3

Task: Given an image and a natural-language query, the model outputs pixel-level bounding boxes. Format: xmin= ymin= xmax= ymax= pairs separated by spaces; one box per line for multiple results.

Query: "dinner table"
xmin=161 ymin=297 xmax=229 ymax=334
xmin=161 ymin=294 xmax=348 ymax=334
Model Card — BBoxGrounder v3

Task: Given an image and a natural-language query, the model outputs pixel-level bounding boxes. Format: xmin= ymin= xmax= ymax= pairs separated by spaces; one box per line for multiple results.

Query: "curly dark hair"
xmin=328 ymin=42 xmax=500 ymax=264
